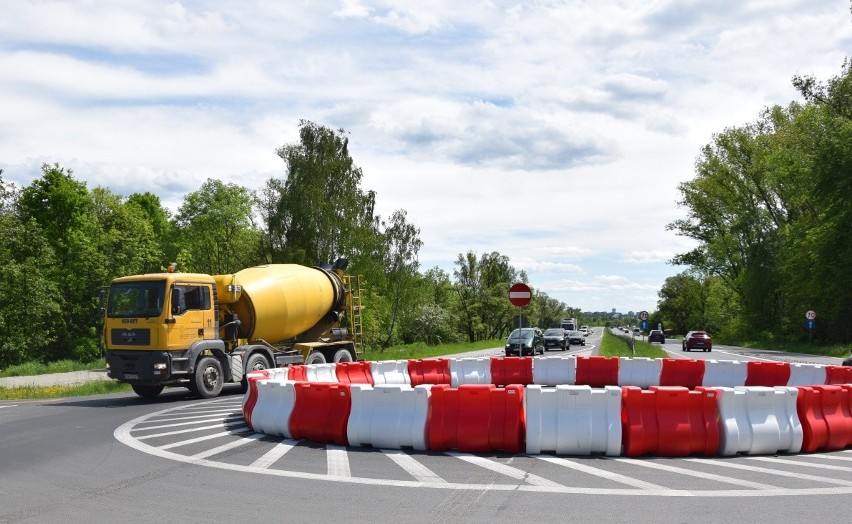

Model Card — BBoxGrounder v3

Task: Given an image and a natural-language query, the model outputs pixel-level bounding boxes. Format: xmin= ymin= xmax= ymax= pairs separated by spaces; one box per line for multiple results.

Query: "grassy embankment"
xmin=599 ymin=328 xmax=667 ymax=358
xmin=0 ymin=340 xmax=503 ymax=400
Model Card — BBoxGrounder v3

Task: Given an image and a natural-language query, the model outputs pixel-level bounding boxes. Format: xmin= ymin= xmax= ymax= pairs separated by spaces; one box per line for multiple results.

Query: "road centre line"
xmin=135 ymin=414 xmax=242 ymax=431
xmin=448 ymin=452 xmax=563 ymax=487
xmin=249 ymin=439 xmax=298 ymax=469
xmin=135 ymin=420 xmax=246 ymax=440
xmin=191 ymin=432 xmax=267 ymax=459
xmin=685 ymin=458 xmax=852 ymax=486
xmin=536 ymin=456 xmax=667 ymax=490
xmin=383 ymin=449 xmax=447 ymax=484
xmin=613 ymin=458 xmax=784 ymax=490
xmin=327 ymin=445 xmax=351 ymax=477
xmin=745 ymin=456 xmax=852 ymax=472
xmin=158 ymin=428 xmax=252 ymax=450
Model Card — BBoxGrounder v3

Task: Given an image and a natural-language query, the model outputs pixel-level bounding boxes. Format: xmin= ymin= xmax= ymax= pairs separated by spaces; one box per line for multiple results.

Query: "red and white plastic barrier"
xmin=242 ymin=355 xmax=852 ymax=458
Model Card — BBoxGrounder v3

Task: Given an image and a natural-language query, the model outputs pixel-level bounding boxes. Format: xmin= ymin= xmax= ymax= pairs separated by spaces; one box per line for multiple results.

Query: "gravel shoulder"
xmin=0 ymin=370 xmax=110 ymax=388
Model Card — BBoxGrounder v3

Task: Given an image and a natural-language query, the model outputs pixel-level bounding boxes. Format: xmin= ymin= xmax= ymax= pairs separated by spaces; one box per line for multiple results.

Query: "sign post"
xmin=638 ymin=311 xmax=649 ymax=340
xmin=509 ymin=283 xmax=532 ymax=352
xmin=806 ymin=310 xmax=817 ymax=345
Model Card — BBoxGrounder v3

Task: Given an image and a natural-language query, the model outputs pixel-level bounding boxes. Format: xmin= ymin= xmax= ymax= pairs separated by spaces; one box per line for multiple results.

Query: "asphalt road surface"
xmin=2 ymin=330 xmax=852 ymax=523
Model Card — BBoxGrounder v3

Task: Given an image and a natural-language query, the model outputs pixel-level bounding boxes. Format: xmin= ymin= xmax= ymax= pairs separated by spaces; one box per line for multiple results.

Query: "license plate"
xmin=124 ymin=373 xmax=139 ymax=380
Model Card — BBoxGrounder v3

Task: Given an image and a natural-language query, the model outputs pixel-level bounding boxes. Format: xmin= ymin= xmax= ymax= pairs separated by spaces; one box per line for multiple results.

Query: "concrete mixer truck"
xmin=101 ymin=258 xmax=362 ymax=399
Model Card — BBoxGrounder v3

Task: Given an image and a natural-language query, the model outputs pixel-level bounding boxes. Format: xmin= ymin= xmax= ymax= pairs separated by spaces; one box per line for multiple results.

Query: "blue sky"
xmin=1 ymin=1 xmax=850 ymax=313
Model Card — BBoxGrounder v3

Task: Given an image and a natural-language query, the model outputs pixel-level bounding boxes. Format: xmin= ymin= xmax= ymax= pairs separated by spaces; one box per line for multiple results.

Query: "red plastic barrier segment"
xmin=797 ymin=385 xmax=852 ymax=453
xmin=242 ymin=370 xmax=272 ymax=430
xmin=288 ymin=383 xmax=352 ymax=446
xmin=745 ymin=361 xmax=791 ymax=387
xmin=490 ymin=356 xmax=533 ymax=386
xmin=622 ymin=386 xmax=658 ymax=457
xmin=576 ymin=356 xmax=619 ymax=388
xmin=335 ymin=361 xmax=374 ymax=385
xmin=825 ymin=366 xmax=852 ymax=385
xmin=622 ymin=386 xmax=719 ymax=457
xmin=659 ymin=358 xmax=706 ymax=389
xmin=408 ymin=358 xmax=451 ymax=386
xmin=426 ymin=384 xmax=524 ymax=454
xmin=288 ymin=365 xmax=308 ymax=382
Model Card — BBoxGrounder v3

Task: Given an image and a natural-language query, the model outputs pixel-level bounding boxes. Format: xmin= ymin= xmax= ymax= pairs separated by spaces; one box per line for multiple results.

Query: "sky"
xmin=1 ymin=1 xmax=850 ymax=314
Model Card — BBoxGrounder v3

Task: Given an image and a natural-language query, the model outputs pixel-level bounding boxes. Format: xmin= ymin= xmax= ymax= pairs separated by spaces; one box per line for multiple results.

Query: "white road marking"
xmin=158 ymin=428 xmax=250 ymax=450
xmin=809 ymin=453 xmax=852 ymax=462
xmin=0 ymin=405 xmax=18 ymax=409
xmin=383 ymin=449 xmax=447 ymax=484
xmin=191 ymin=432 xmax=267 ymax=459
xmin=113 ymin=399 xmax=852 ymax=497
xmin=536 ymin=456 xmax=667 ymax=490
xmin=448 ymin=452 xmax=563 ymax=487
xmin=250 ymin=439 xmax=299 ymax=469
xmin=150 ymin=409 xmax=241 ymax=422
xmin=135 ymin=414 xmax=242 ymax=431
xmin=686 ymin=458 xmax=852 ymax=487
xmin=327 ymin=445 xmax=351 ymax=477
xmin=614 ymin=458 xmax=785 ymax=490
xmin=134 ymin=420 xmax=246 ymax=439
xmin=745 ymin=456 xmax=852 ymax=472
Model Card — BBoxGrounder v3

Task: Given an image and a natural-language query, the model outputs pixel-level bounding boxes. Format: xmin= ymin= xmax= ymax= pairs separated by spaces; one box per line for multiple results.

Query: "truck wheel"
xmin=305 ymin=351 xmax=327 ymax=365
xmin=193 ymin=356 xmax=224 ymax=399
xmin=131 ymin=384 xmax=164 ymax=399
xmin=333 ymin=349 xmax=354 ymax=363
xmin=241 ymin=353 xmax=271 ymax=392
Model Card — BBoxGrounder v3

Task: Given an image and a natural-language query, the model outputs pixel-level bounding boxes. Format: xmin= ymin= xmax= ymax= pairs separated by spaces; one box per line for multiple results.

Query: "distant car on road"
xmin=567 ymin=330 xmax=585 ymax=345
xmin=632 ymin=327 xmax=641 ymax=336
xmin=543 ymin=328 xmax=569 ymax=351
xmin=648 ymin=329 xmax=665 ymax=344
xmin=682 ymin=330 xmax=712 ymax=352
xmin=505 ymin=327 xmax=545 ymax=356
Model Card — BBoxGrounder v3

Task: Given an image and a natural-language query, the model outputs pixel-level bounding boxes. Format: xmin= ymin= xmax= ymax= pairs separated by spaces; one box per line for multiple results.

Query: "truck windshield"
xmin=107 ymin=281 xmax=166 ymax=318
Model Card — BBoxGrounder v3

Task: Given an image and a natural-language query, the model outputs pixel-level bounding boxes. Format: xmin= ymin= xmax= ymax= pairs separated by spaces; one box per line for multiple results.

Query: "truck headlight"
xmin=153 ymin=363 xmax=167 ymax=370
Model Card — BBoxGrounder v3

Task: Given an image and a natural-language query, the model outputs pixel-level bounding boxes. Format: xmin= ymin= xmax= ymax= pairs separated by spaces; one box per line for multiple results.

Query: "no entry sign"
xmin=509 ymin=282 xmax=532 ymax=307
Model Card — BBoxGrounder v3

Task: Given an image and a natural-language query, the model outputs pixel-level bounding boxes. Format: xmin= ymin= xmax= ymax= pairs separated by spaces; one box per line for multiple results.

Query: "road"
xmin=2 ymin=330 xmax=851 ymax=523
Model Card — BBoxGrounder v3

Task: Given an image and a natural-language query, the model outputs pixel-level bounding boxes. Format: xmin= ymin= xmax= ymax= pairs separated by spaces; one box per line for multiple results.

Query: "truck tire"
xmin=131 ymin=384 xmax=164 ymax=399
xmin=333 ymin=348 xmax=354 ymax=363
xmin=305 ymin=351 xmax=327 ymax=365
xmin=241 ymin=353 xmax=271 ymax=392
xmin=193 ymin=356 xmax=224 ymax=399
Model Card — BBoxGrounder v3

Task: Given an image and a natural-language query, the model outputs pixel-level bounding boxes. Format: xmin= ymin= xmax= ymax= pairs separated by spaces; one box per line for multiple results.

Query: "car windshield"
xmin=108 ymin=280 xmax=166 ymax=318
xmin=544 ymin=329 xmax=563 ymax=336
xmin=508 ymin=329 xmax=535 ymax=341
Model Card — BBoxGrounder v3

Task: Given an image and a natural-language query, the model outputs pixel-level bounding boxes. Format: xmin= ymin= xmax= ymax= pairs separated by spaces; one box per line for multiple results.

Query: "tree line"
xmin=656 ymin=60 xmax=852 ymax=345
xmin=0 ymin=120 xmax=576 ymax=368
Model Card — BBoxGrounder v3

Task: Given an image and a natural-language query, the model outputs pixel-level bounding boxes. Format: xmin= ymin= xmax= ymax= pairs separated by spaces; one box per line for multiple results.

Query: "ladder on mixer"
xmin=343 ymin=274 xmax=364 ymax=357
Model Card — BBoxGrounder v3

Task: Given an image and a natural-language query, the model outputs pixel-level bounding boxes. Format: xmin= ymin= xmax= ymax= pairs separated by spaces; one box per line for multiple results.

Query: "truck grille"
xmin=110 ymin=328 xmax=151 ymax=346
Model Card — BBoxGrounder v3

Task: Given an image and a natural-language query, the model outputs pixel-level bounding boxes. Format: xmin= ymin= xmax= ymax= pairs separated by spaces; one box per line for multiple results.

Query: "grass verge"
xmin=600 ymin=329 xmax=667 ymax=358
xmin=361 ymin=339 xmax=503 ymax=361
xmin=0 ymin=359 xmax=104 ymax=378
xmin=0 ymin=381 xmax=131 ymax=400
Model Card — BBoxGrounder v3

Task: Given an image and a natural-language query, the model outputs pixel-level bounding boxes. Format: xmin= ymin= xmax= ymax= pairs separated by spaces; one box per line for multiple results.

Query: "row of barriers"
xmin=248 ymin=356 xmax=852 ymax=389
xmin=241 ymin=358 xmax=852 ymax=458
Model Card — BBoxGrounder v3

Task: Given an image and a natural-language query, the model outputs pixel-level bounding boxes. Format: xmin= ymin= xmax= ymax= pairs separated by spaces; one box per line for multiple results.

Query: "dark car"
xmin=567 ymin=330 xmax=585 ymax=346
xmin=683 ymin=330 xmax=712 ymax=352
xmin=505 ymin=327 xmax=545 ymax=356
xmin=543 ymin=328 xmax=569 ymax=351
xmin=648 ymin=329 xmax=665 ymax=344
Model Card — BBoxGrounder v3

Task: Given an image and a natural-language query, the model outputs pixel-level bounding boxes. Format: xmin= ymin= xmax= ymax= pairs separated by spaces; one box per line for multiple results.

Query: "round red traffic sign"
xmin=509 ymin=282 xmax=532 ymax=307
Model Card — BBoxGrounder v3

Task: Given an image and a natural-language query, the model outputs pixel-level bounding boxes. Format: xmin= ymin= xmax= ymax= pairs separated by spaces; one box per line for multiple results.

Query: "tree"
xmin=380 ymin=209 xmax=423 ymax=346
xmin=173 ymin=178 xmax=262 ymax=274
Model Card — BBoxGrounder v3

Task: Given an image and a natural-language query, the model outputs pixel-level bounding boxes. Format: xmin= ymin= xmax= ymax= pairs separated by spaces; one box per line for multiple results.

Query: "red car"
xmin=682 ymin=331 xmax=712 ymax=352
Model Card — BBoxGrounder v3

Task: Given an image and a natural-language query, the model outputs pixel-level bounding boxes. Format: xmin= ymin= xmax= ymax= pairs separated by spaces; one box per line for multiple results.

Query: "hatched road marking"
xmin=114 ymin=397 xmax=852 ymax=497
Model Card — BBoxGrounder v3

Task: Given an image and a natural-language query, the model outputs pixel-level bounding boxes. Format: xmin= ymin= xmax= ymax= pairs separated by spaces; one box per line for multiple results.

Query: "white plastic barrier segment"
xmin=713 ymin=386 xmax=802 ymax=456
xmin=525 ymin=385 xmax=622 ymax=456
xmin=618 ymin=357 xmax=661 ymax=388
xmin=347 ymin=384 xmax=431 ymax=450
xmin=787 ymin=363 xmax=827 ymax=386
xmin=251 ymin=380 xmax=297 ymax=438
xmin=703 ymin=360 xmax=747 ymax=387
xmin=533 ymin=356 xmax=577 ymax=386
xmin=449 ymin=357 xmax=492 ymax=387
xmin=370 ymin=360 xmax=411 ymax=385
xmin=304 ymin=363 xmax=339 ymax=383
